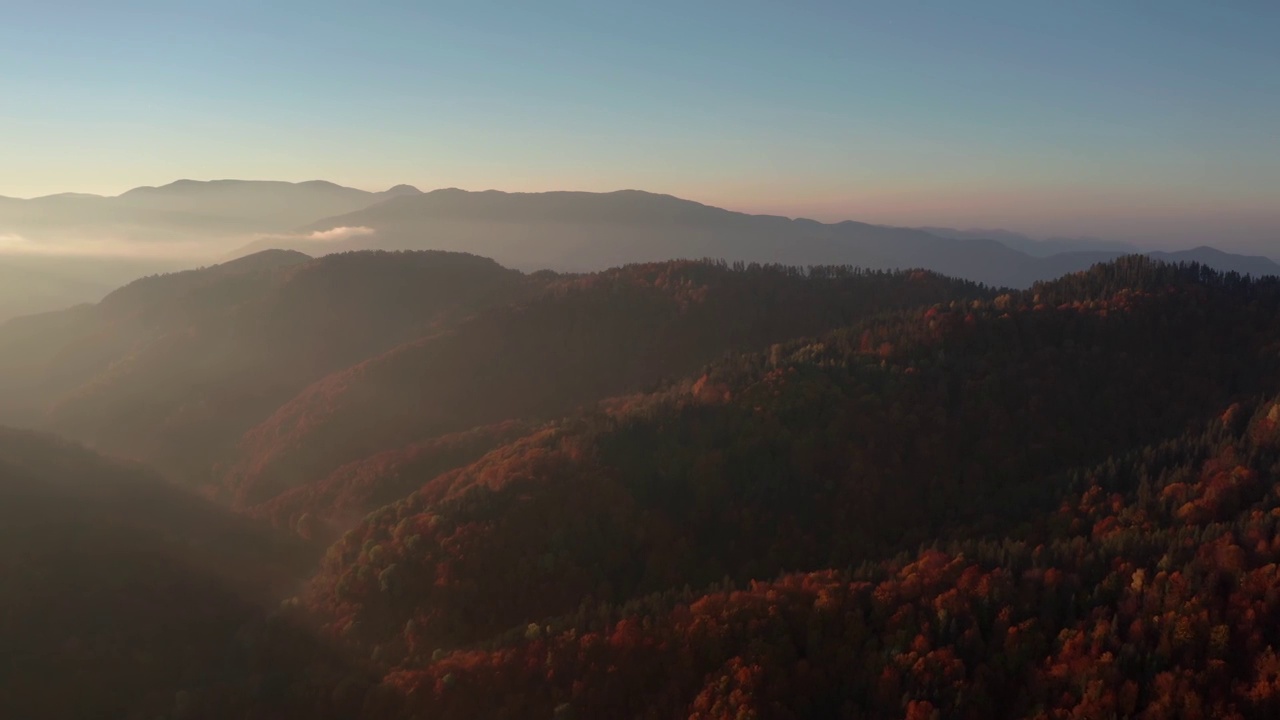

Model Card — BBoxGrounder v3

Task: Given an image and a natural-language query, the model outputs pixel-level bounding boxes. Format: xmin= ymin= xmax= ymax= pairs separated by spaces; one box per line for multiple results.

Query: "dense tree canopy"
xmin=9 ymin=254 xmax=1280 ymax=719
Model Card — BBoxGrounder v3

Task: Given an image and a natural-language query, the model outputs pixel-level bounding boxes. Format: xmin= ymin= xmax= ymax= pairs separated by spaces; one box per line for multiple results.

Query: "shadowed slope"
xmin=0 ymin=428 xmax=324 ymax=719
xmin=223 ymin=262 xmax=985 ymax=507
xmin=0 ymin=250 xmax=537 ymax=487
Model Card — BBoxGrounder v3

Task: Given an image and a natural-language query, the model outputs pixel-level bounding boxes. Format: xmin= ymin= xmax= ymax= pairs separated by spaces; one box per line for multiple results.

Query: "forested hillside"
xmin=294 ymin=259 xmax=1280 ymax=664
xmin=9 ymin=254 xmax=1280 ymax=719
xmin=0 ymin=250 xmax=539 ymax=484
xmin=275 ymin=260 xmax=1280 ymax=720
xmin=223 ymin=261 xmax=984 ymax=509
xmin=364 ymin=393 xmax=1280 ymax=720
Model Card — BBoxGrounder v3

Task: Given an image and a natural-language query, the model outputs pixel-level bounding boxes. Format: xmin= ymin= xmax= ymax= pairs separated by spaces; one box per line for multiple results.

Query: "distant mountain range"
xmin=271 ymin=187 xmax=1280 ymax=287
xmin=916 ymin=226 xmax=1140 ymax=257
xmin=0 ymin=180 xmax=424 ymax=322
xmin=0 ymin=179 xmax=422 ymax=240
xmin=2 ymin=179 xmax=1277 ymax=321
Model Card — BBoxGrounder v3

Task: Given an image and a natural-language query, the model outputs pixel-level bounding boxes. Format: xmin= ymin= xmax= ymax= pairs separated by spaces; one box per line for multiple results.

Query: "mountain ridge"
xmin=4 ymin=180 xmax=1277 ymax=323
xmin=278 ymin=188 xmax=1280 ymax=287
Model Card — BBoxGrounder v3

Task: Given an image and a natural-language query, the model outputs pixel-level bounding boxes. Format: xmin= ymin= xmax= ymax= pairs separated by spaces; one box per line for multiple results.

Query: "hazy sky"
xmin=3 ymin=1 xmax=1278 ymax=247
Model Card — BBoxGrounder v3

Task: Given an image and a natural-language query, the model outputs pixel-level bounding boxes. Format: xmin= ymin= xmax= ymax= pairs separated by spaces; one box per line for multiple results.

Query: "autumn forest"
xmin=6 ymin=249 xmax=1280 ymax=719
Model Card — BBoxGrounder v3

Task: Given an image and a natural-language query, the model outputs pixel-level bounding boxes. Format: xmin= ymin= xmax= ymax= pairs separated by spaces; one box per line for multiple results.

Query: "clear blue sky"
xmin=2 ymin=1 xmax=1278 ymax=247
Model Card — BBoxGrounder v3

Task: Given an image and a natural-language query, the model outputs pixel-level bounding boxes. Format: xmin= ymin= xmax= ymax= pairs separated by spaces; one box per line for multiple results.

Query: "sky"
xmin=2 ymin=1 xmax=1278 ymax=248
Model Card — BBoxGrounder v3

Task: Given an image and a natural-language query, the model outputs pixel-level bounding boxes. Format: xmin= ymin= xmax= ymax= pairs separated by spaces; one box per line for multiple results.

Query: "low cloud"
xmin=303 ymin=226 xmax=375 ymax=242
xmin=247 ymin=226 xmax=376 ymax=245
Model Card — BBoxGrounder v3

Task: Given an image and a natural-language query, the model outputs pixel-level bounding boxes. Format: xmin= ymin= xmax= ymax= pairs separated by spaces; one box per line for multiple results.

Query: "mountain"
xmin=919 ymin=229 xmax=1280 ymax=279
xmin=262 ymin=188 xmax=1276 ymax=288
xmin=6 ymin=181 xmax=1274 ymax=306
xmin=0 ymin=180 xmax=424 ymax=319
xmin=297 ymin=258 xmax=1280 ymax=659
xmin=372 ymin=391 xmax=1280 ymax=719
xmin=919 ymin=226 xmax=1140 ymax=257
xmin=274 ymin=259 xmax=1280 ymax=719
xmin=270 ymin=189 xmax=1041 ymax=286
xmin=0 ymin=179 xmax=421 ymax=242
xmin=0 ymin=248 xmax=313 ymax=426
xmin=1150 ymin=245 xmax=1280 ymax=277
xmin=0 ymin=249 xmax=536 ymax=486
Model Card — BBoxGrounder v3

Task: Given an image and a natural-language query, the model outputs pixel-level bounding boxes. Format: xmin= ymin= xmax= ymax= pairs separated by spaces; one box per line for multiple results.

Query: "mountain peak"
xmin=120 ymin=179 xmax=242 ymax=196
xmin=119 ymin=180 xmax=192 ymax=195
xmin=381 ymin=184 xmax=422 ymax=196
xmin=296 ymin=180 xmax=349 ymax=191
xmin=217 ymin=248 xmax=313 ymax=274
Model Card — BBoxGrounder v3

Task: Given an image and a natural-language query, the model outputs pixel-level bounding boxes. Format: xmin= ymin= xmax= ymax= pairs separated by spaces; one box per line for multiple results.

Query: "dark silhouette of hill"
xmin=0 ymin=249 xmax=537 ymax=488
xmin=1150 ymin=246 xmax=1280 ymax=276
xmin=216 ymin=247 xmax=314 ymax=271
